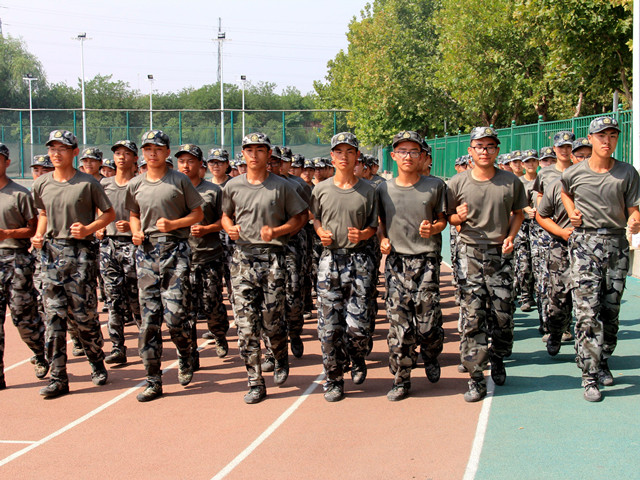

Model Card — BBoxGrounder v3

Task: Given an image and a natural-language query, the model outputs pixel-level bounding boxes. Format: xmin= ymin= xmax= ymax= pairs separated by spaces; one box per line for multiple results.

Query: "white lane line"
xmin=0 ymin=441 xmax=37 ymax=445
xmin=463 ymin=378 xmax=495 ymax=480
xmin=0 ymin=340 xmax=207 ymax=468
xmin=211 ymin=372 xmax=324 ymax=480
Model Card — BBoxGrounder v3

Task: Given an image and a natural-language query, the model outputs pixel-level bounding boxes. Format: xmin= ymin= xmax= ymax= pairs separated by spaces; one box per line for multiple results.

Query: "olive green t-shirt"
xmin=377 ymin=176 xmax=446 ymax=255
xmin=101 ymin=176 xmax=132 ymax=237
xmin=519 ymin=176 xmax=537 ymax=209
xmin=32 ymin=170 xmax=112 ymax=241
xmin=560 ymin=158 xmax=640 ymax=229
xmin=310 ymin=178 xmax=378 ymax=250
xmin=532 ymin=164 xmax=562 ymax=196
xmin=190 ymin=179 xmax=223 ymax=263
xmin=0 ymin=179 xmax=38 ymax=249
xmin=222 ymin=173 xmax=307 ymax=248
xmin=537 ymin=178 xmax=570 ymax=234
xmin=125 ymin=169 xmax=203 ymax=240
xmin=446 ymin=169 xmax=527 ymax=246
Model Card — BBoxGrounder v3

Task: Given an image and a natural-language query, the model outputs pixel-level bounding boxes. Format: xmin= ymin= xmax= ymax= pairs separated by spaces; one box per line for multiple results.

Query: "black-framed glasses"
xmin=471 ymin=146 xmax=498 ymax=154
xmin=394 ymin=150 xmax=421 ymax=159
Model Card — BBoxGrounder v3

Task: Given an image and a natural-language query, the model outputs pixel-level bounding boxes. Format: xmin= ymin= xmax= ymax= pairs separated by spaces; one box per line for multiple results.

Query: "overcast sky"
xmin=0 ymin=0 xmax=368 ymax=95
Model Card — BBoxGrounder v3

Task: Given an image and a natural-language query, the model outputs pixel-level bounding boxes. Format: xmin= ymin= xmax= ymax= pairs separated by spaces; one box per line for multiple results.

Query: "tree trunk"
xmin=616 ymin=50 xmax=632 ymax=104
xmin=574 ymin=91 xmax=583 ymax=117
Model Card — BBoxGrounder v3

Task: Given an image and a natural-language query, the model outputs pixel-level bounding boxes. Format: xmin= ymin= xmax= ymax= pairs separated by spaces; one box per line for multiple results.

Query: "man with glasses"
xmin=377 ymin=131 xmax=447 ymax=401
xmin=447 ymin=127 xmax=526 ymax=402
xmin=571 ymin=138 xmax=592 ymax=164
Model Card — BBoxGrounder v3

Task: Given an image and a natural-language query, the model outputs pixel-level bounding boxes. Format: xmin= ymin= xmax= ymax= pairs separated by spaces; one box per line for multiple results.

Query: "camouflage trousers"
xmin=545 ymin=236 xmax=572 ymax=338
xmin=0 ymin=248 xmax=45 ymax=378
xmin=41 ymin=240 xmax=105 ymax=382
xmin=188 ymin=257 xmax=228 ymax=348
xmin=136 ymin=240 xmax=192 ymax=384
xmin=302 ymin=223 xmax=318 ymax=313
xmin=385 ymin=252 xmax=443 ymax=386
xmin=450 ymin=228 xmax=461 ymax=305
xmin=317 ymin=248 xmax=375 ymax=383
xmin=513 ymin=220 xmax=535 ymax=306
xmin=458 ymin=243 xmax=515 ymax=382
xmin=284 ymin=229 xmax=307 ymax=339
xmin=365 ymin=236 xmax=381 ymax=333
xmin=569 ymin=232 xmax=629 ymax=383
xmin=100 ymin=237 xmax=141 ymax=353
xmin=530 ymin=222 xmax=550 ymax=330
xmin=33 ymin=254 xmax=45 ymax=322
xmin=219 ymin=231 xmax=234 ymax=307
xmin=231 ymin=247 xmax=287 ymax=388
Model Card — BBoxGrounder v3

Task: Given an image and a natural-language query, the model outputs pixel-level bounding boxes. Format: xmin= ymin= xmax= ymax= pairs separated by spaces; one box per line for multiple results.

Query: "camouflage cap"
xmin=521 ymin=149 xmax=538 ymax=161
xmin=242 ymin=132 xmax=271 ymax=149
xmin=141 ymin=130 xmax=170 ymax=148
xmin=552 ymin=130 xmax=575 ymax=147
xmin=291 ymin=154 xmax=305 ymax=168
xmin=572 ymin=137 xmax=592 ymax=152
xmin=165 ymin=156 xmax=174 ymax=167
xmin=502 ymin=154 xmax=513 ymax=165
xmin=175 ymin=143 xmax=203 ymax=161
xmin=80 ymin=147 xmax=103 ymax=161
xmin=229 ymin=159 xmax=238 ymax=170
xmin=470 ymin=126 xmax=500 ymax=145
xmin=303 ymin=158 xmax=316 ymax=169
xmin=236 ymin=153 xmax=247 ymax=166
xmin=392 ymin=130 xmax=423 ymax=149
xmin=331 ymin=132 xmax=359 ymax=150
xmin=510 ymin=150 xmax=522 ymax=160
xmin=111 ymin=139 xmax=138 ymax=155
xmin=454 ymin=156 xmax=468 ymax=167
xmin=539 ymin=146 xmax=556 ymax=160
xmin=31 ymin=154 xmax=53 ymax=168
xmin=312 ymin=157 xmax=324 ymax=168
xmin=137 ymin=157 xmax=147 ymax=167
xmin=207 ymin=148 xmax=229 ymax=162
xmin=367 ymin=155 xmax=379 ymax=167
xmin=0 ymin=143 xmax=9 ymax=159
xmin=46 ymin=130 xmax=78 ymax=148
xmin=102 ymin=157 xmax=116 ymax=170
xmin=422 ymin=139 xmax=432 ymax=155
xmin=270 ymin=145 xmax=283 ymax=160
xmin=280 ymin=146 xmax=293 ymax=161
xmin=589 ymin=116 xmax=620 ymax=134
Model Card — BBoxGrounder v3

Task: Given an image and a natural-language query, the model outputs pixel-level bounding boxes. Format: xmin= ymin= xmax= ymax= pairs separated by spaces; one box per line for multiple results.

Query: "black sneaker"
xmin=490 ymin=356 xmax=506 ymax=386
xmin=244 ymin=385 xmax=267 ymax=404
xmin=90 ymin=361 xmax=108 ymax=386
xmin=463 ymin=379 xmax=487 ymax=403
xmin=387 ymin=383 xmax=410 ymax=402
xmin=191 ymin=350 xmax=201 ymax=372
xmin=215 ymin=336 xmax=229 ymax=358
xmin=261 ymin=356 xmax=275 ymax=373
xmin=137 ymin=382 xmax=163 ymax=402
xmin=40 ymin=379 xmax=69 ymax=398
xmin=105 ymin=349 xmax=127 ymax=365
xmin=0 ymin=376 xmax=6 ymax=390
xmin=177 ymin=358 xmax=193 ymax=386
xmin=583 ymin=382 xmax=602 ymax=402
xmin=33 ymin=356 xmax=49 ymax=379
xmin=597 ymin=360 xmax=614 ymax=386
xmin=273 ymin=360 xmax=289 ymax=386
xmin=424 ymin=359 xmax=441 ymax=383
xmin=351 ymin=360 xmax=367 ymax=385
xmin=202 ymin=331 xmax=216 ymax=340
xmin=323 ymin=382 xmax=344 ymax=402
xmin=546 ymin=335 xmax=561 ymax=357
xmin=290 ymin=336 xmax=304 ymax=358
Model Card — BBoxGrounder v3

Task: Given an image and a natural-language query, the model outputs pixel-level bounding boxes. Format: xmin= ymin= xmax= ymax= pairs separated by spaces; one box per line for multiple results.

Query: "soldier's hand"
xmin=156 ymin=217 xmax=173 ymax=233
xmin=115 ymin=220 xmax=131 ymax=233
xmin=227 ymin=225 xmax=241 ymax=241
xmin=524 ymin=206 xmax=536 ymax=220
xmin=260 ymin=225 xmax=274 ymax=242
xmin=456 ymin=202 xmax=468 ymax=222
xmin=419 ymin=220 xmax=433 ymax=238
xmin=502 ymin=236 xmax=514 ymax=254
xmin=70 ymin=222 xmax=89 ymax=239
xmin=628 ymin=216 xmax=640 ymax=235
xmin=318 ymin=228 xmax=333 ymax=246
xmin=560 ymin=227 xmax=574 ymax=242
xmin=32 ymin=234 xmax=44 ymax=249
xmin=0 ymin=229 xmax=7 ymax=241
xmin=191 ymin=224 xmax=205 ymax=238
xmin=95 ymin=228 xmax=105 ymax=240
xmin=380 ymin=237 xmax=391 ymax=255
xmin=569 ymin=210 xmax=583 ymax=227
xmin=347 ymin=227 xmax=362 ymax=244
xmin=132 ymin=231 xmax=145 ymax=246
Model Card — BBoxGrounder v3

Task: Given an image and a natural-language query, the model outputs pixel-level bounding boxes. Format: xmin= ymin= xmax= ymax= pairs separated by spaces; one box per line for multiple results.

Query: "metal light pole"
xmin=22 ymin=74 xmax=37 ymax=161
xmin=218 ymin=30 xmax=226 ymax=146
xmin=147 ymin=74 xmax=154 ymax=130
xmin=241 ymin=75 xmax=246 ymax=138
xmin=75 ymin=33 xmax=90 ymax=147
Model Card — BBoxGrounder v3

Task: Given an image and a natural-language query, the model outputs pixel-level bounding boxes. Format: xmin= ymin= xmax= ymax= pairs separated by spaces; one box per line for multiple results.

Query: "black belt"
xmin=237 ymin=245 xmax=284 ymax=255
xmin=48 ymin=238 xmax=92 ymax=247
xmin=464 ymin=243 xmax=503 ymax=253
xmin=325 ymin=246 xmax=367 ymax=255
xmin=146 ymin=235 xmax=182 ymax=246
xmin=0 ymin=247 xmax=29 ymax=255
xmin=106 ymin=235 xmax=132 ymax=242
xmin=574 ymin=227 xmax=626 ymax=236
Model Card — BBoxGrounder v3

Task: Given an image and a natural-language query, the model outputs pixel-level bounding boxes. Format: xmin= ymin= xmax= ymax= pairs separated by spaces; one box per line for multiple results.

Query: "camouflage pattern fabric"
xmin=41 ymin=240 xmax=105 ymax=382
xmin=385 ymin=252 xmax=443 ymax=386
xmin=530 ymin=222 xmax=550 ymax=330
xmin=99 ymin=238 xmax=141 ymax=353
xmin=303 ymin=223 xmax=318 ymax=312
xmin=458 ymin=244 xmax=515 ymax=383
xmin=0 ymin=249 xmax=45 ymax=378
xmin=230 ymin=248 xmax=287 ymax=388
xmin=33 ymin=253 xmax=46 ymax=322
xmin=188 ymin=258 xmax=228 ymax=343
xmin=569 ymin=232 xmax=629 ymax=384
xmin=513 ymin=221 xmax=535 ymax=306
xmin=316 ymin=249 xmax=375 ymax=383
xmin=545 ymin=236 xmax=572 ymax=338
xmin=284 ymin=229 xmax=307 ymax=339
xmin=364 ymin=235 xmax=381 ymax=336
xmin=450 ymin=227 xmax=461 ymax=305
xmin=135 ymin=240 xmax=193 ymax=384
xmin=219 ymin=231 xmax=234 ymax=306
